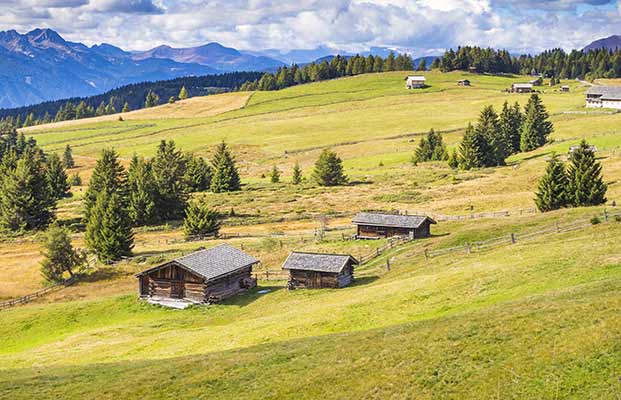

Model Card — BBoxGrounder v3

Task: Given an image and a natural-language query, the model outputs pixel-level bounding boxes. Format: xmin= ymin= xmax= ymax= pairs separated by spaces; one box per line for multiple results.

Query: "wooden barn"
xmin=353 ymin=212 xmax=436 ymax=239
xmin=511 ymin=83 xmax=534 ymax=93
xmin=135 ymin=244 xmax=259 ymax=304
xmin=457 ymin=79 xmax=471 ymax=86
xmin=283 ymin=252 xmax=358 ymax=289
xmin=405 ymin=75 xmax=426 ymax=89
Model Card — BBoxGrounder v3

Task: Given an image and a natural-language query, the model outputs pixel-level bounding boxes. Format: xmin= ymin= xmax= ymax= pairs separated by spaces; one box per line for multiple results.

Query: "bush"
xmin=591 ymin=216 xmax=601 ymax=225
xmin=614 ymin=215 xmax=621 ymax=223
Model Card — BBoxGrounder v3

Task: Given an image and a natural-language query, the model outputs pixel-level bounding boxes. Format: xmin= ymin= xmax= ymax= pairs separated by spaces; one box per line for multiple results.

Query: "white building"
xmin=405 ymin=75 xmax=426 ymax=89
xmin=585 ymin=86 xmax=621 ymax=109
xmin=511 ymin=83 xmax=534 ymax=93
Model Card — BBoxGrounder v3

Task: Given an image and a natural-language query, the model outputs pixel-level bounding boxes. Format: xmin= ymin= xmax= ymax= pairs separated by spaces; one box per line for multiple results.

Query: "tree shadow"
xmin=79 ymin=266 xmax=126 ymax=283
xmin=218 ymin=285 xmax=285 ymax=307
xmin=348 ymin=180 xmax=374 ymax=186
xmin=350 ymin=276 xmax=379 ymax=287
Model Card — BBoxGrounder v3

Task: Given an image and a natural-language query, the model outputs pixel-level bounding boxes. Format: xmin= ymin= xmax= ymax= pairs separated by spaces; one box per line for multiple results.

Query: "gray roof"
xmin=512 ymin=83 xmax=533 ymax=89
xmin=352 ymin=212 xmax=436 ymax=229
xmin=585 ymin=86 xmax=621 ymax=100
xmin=137 ymin=244 xmax=259 ymax=281
xmin=282 ymin=252 xmax=358 ymax=273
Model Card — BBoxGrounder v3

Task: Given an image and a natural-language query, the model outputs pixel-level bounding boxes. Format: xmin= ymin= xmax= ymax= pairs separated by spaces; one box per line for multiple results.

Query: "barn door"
xmin=171 ymin=282 xmax=184 ymax=299
xmin=312 ymin=272 xmax=322 ymax=288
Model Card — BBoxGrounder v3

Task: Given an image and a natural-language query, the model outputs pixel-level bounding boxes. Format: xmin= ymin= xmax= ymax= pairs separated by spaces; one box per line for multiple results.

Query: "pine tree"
xmin=292 ymin=162 xmax=302 ymax=184
xmin=183 ymin=199 xmax=221 ymax=239
xmin=178 ymin=85 xmax=189 ymax=100
xmin=312 ymin=149 xmax=348 ymax=186
xmin=46 ymin=153 xmax=70 ymax=200
xmin=210 ymin=142 xmax=241 ymax=193
xmin=151 ymin=141 xmax=189 ymax=221
xmin=447 ymin=149 xmax=459 ymax=169
xmin=458 ymin=123 xmax=489 ymax=170
xmin=416 ymin=58 xmax=427 ymax=71
xmin=83 ymin=149 xmax=126 ymax=221
xmin=62 ymin=144 xmax=75 ymax=169
xmin=184 ymin=155 xmax=212 ymax=192
xmin=122 ymin=102 xmax=130 ymax=113
xmin=270 ymin=165 xmax=281 ymax=183
xmin=476 ymin=105 xmax=507 ymax=166
xmin=499 ymin=101 xmax=523 ymax=155
xmin=520 ymin=94 xmax=553 ymax=152
xmin=127 ymin=155 xmax=158 ymax=226
xmin=145 ymin=90 xmax=160 ymax=108
xmin=413 ymin=129 xmax=448 ymax=164
xmin=85 ymin=191 xmax=134 ymax=263
xmin=40 ymin=223 xmax=85 ymax=283
xmin=535 ymin=154 xmax=569 ymax=212
xmin=566 ymin=140 xmax=607 ymax=207
xmin=168 ymin=96 xmax=176 ymax=104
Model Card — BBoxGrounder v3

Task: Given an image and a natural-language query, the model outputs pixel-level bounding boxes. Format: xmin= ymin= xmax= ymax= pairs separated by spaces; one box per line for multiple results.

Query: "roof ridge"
xmin=289 ymin=251 xmax=353 ymax=257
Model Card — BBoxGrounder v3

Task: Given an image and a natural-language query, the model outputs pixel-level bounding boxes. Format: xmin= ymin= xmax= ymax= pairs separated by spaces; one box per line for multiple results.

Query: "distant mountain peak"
xmin=584 ymin=35 xmax=621 ymax=52
xmin=26 ymin=28 xmax=65 ymax=44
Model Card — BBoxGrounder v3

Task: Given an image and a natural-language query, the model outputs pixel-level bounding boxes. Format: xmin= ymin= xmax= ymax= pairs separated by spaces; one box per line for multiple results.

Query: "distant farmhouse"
xmin=585 ymin=86 xmax=621 ymax=109
xmin=405 ymin=75 xmax=426 ymax=89
xmin=283 ymin=252 xmax=358 ymax=289
xmin=569 ymin=144 xmax=598 ymax=153
xmin=353 ymin=212 xmax=436 ymax=239
xmin=530 ymin=77 xmax=543 ymax=86
xmin=561 ymin=85 xmax=570 ymax=92
xmin=136 ymin=244 xmax=259 ymax=305
xmin=511 ymin=83 xmax=534 ymax=93
xmin=458 ymin=79 xmax=471 ymax=86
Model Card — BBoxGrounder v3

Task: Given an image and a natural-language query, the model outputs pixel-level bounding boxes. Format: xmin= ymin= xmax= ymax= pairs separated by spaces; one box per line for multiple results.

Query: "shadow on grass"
xmin=350 ymin=276 xmax=380 ymax=287
xmin=79 ymin=267 xmax=127 ymax=283
xmin=219 ymin=285 xmax=285 ymax=307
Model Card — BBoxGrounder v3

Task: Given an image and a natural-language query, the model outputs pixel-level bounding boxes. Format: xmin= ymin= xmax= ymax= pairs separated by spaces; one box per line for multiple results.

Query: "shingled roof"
xmin=585 ymin=86 xmax=621 ymax=100
xmin=282 ymin=252 xmax=358 ymax=273
xmin=137 ymin=244 xmax=259 ymax=281
xmin=352 ymin=212 xmax=436 ymax=229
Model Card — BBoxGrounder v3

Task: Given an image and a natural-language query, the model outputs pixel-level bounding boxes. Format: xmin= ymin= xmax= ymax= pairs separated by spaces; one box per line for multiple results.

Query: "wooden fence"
xmin=252 ymin=270 xmax=290 ymax=281
xmin=359 ymin=236 xmax=412 ymax=265
xmin=0 ymin=276 xmax=77 ymax=311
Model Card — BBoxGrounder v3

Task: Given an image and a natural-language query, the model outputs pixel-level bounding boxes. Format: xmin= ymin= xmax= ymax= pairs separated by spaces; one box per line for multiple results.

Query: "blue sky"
xmin=1 ymin=0 xmax=620 ymax=57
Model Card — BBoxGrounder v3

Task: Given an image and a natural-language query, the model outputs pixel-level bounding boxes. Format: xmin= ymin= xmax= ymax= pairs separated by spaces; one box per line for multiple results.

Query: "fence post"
xmin=556 ymin=222 xmax=560 ymax=233
xmin=376 ymin=248 xmax=380 ymax=256
xmin=386 ymin=259 xmax=391 ymax=272
xmin=424 ymin=249 xmax=429 ymax=260
xmin=510 ymin=233 xmax=516 ymax=244
xmin=266 ymin=270 xmax=270 ymax=280
xmin=465 ymin=242 xmax=471 ymax=254
xmin=604 ymin=209 xmax=608 ymax=222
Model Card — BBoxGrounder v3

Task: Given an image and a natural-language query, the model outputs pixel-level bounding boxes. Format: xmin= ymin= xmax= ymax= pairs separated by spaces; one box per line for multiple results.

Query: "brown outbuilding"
xmin=353 ymin=212 xmax=436 ymax=239
xmin=136 ymin=244 xmax=259 ymax=304
xmin=283 ymin=252 xmax=358 ymax=289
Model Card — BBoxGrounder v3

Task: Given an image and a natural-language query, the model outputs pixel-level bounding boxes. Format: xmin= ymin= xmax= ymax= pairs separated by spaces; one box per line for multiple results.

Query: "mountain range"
xmin=583 ymin=35 xmax=621 ymax=52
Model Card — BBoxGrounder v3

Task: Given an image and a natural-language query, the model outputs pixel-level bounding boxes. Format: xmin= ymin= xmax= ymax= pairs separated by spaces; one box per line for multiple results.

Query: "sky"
xmin=1 ymin=0 xmax=621 ymax=57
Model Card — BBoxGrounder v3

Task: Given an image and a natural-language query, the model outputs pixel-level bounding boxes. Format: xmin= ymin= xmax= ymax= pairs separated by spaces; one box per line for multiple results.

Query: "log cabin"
xmin=135 ymin=244 xmax=259 ymax=304
xmin=283 ymin=252 xmax=358 ymax=289
xmin=585 ymin=86 xmax=621 ymax=109
xmin=353 ymin=212 xmax=436 ymax=239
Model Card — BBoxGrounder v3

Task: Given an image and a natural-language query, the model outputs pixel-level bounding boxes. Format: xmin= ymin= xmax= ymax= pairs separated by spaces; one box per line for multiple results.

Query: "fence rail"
xmin=359 ymin=236 xmax=412 ymax=265
xmin=0 ymin=276 xmax=77 ymax=310
xmin=252 ymin=270 xmax=290 ymax=281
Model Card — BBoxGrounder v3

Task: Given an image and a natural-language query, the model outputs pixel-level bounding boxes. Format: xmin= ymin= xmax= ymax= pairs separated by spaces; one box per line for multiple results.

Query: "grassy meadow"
xmin=2 ymin=71 xmax=621 ymax=399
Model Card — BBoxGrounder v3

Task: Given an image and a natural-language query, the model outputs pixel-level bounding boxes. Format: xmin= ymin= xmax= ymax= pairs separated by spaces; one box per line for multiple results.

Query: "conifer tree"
xmin=83 ymin=149 xmax=126 ymax=221
xmin=292 ymin=162 xmax=302 ymax=184
xmin=40 ymin=223 xmax=85 ymax=283
xmin=127 ymin=155 xmax=158 ymax=226
xmin=151 ymin=140 xmax=189 ymax=220
xmin=520 ymin=94 xmax=553 ymax=152
xmin=535 ymin=154 xmax=569 ymax=212
xmin=46 ymin=153 xmax=70 ymax=200
xmin=85 ymin=191 xmax=134 ymax=263
xmin=447 ymin=149 xmax=459 ymax=169
xmin=416 ymin=58 xmax=427 ymax=71
xmin=312 ymin=149 xmax=348 ymax=186
xmin=413 ymin=129 xmax=448 ymax=164
xmin=499 ymin=101 xmax=523 ymax=155
xmin=270 ymin=165 xmax=281 ymax=183
xmin=122 ymin=102 xmax=130 ymax=113
xmin=62 ymin=144 xmax=75 ymax=169
xmin=476 ymin=105 xmax=507 ymax=166
xmin=210 ymin=142 xmax=241 ymax=193
xmin=183 ymin=199 xmax=221 ymax=239
xmin=566 ymin=140 xmax=607 ymax=207
xmin=184 ymin=155 xmax=212 ymax=192
xmin=178 ymin=85 xmax=189 ymax=100
xmin=458 ymin=123 xmax=489 ymax=170
xmin=145 ymin=90 xmax=160 ymax=108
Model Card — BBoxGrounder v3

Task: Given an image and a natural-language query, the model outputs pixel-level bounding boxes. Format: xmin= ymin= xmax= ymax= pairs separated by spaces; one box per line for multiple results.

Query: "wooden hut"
xmin=561 ymin=85 xmax=570 ymax=92
xmin=405 ymin=75 xmax=426 ymax=89
xmin=283 ymin=252 xmax=358 ymax=289
xmin=511 ymin=83 xmax=534 ymax=93
xmin=135 ymin=244 xmax=259 ymax=304
xmin=457 ymin=79 xmax=471 ymax=86
xmin=353 ymin=212 xmax=436 ymax=239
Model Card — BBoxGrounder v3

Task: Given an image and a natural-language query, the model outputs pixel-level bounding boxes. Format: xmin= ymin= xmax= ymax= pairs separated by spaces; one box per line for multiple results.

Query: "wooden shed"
xmin=457 ymin=79 xmax=471 ymax=86
xmin=511 ymin=83 xmax=534 ymax=93
xmin=353 ymin=212 xmax=436 ymax=239
xmin=135 ymin=244 xmax=259 ymax=304
xmin=405 ymin=75 xmax=427 ymax=89
xmin=283 ymin=252 xmax=358 ymax=289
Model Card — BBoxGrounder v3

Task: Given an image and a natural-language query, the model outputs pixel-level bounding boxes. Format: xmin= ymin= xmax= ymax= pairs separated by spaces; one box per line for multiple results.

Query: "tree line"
xmin=436 ymin=46 xmax=621 ymax=80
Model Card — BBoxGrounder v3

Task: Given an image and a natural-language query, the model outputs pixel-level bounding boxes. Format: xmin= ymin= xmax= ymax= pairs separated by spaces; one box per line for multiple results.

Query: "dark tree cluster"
xmin=454 ymin=94 xmax=552 ymax=170
xmin=0 ymin=72 xmax=264 ymax=128
xmin=535 ymin=141 xmax=607 ymax=212
xmin=413 ymin=129 xmax=448 ymax=164
xmin=0 ymin=123 xmax=70 ymax=233
xmin=240 ymin=52 xmax=414 ymax=91
xmin=438 ymin=46 xmax=621 ymax=81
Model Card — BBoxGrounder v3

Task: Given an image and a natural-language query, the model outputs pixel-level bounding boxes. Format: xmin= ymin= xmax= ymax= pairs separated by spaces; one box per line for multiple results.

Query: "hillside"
xmin=584 ymin=34 xmax=621 ymax=52
xmin=2 ymin=71 xmax=621 ymax=398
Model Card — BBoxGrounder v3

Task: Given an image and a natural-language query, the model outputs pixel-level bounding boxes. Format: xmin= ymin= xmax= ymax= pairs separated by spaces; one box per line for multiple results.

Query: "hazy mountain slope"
xmin=584 ymin=35 xmax=621 ymax=51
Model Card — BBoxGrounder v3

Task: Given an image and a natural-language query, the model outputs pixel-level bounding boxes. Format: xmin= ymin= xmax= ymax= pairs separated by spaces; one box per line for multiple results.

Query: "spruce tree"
xmin=184 ymin=154 xmax=212 ymax=192
xmin=62 ymin=144 xmax=75 ymax=169
xmin=127 ymin=155 xmax=158 ymax=226
xmin=210 ymin=142 xmax=241 ymax=193
xmin=40 ymin=223 xmax=85 ymax=283
xmin=458 ymin=123 xmax=489 ymax=170
xmin=566 ymin=140 xmax=607 ymax=207
xmin=447 ymin=149 xmax=459 ymax=169
xmin=413 ymin=129 xmax=448 ymax=164
xmin=476 ymin=105 xmax=507 ymax=166
xmin=270 ymin=165 xmax=281 ymax=183
xmin=145 ymin=90 xmax=160 ymax=108
xmin=535 ymin=154 xmax=568 ymax=212
xmin=122 ymin=102 xmax=130 ymax=113
xmin=499 ymin=101 xmax=523 ymax=155
xmin=312 ymin=149 xmax=348 ymax=186
xmin=520 ymin=94 xmax=553 ymax=152
xmin=85 ymin=191 xmax=134 ymax=263
xmin=46 ymin=153 xmax=70 ymax=200
xmin=183 ymin=199 xmax=221 ymax=239
xmin=292 ymin=162 xmax=302 ymax=184
xmin=83 ymin=149 xmax=126 ymax=221
xmin=151 ymin=140 xmax=189 ymax=220
xmin=178 ymin=85 xmax=189 ymax=100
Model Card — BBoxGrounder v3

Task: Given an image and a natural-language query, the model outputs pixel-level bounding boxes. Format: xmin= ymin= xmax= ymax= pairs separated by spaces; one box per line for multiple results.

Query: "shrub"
xmin=591 ymin=216 xmax=601 ymax=225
